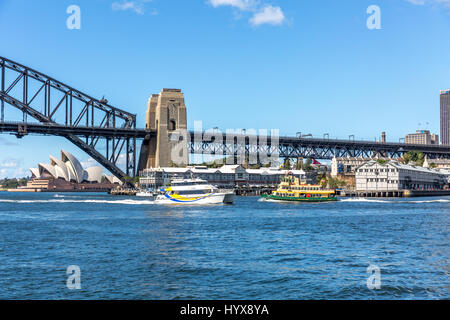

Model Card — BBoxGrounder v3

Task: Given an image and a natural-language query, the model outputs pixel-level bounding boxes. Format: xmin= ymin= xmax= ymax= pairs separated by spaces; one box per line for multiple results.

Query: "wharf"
xmin=338 ymin=189 xmax=450 ymax=198
xmin=109 ymin=188 xmax=138 ymax=196
xmin=235 ymin=186 xmax=274 ymax=196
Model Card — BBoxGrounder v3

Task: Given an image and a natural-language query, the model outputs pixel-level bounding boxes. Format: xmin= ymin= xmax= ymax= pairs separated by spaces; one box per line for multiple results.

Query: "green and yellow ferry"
xmin=261 ymin=174 xmax=338 ymax=202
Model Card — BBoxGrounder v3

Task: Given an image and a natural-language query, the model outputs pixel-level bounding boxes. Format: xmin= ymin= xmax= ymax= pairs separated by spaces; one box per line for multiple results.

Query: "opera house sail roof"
xmin=30 ymin=150 xmax=103 ymax=184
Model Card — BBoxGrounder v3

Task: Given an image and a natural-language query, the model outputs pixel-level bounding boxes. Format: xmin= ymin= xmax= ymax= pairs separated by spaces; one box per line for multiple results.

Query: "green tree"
xmin=296 ymin=159 xmax=303 ymax=170
xmin=303 ymin=158 xmax=313 ymax=171
xmin=2 ymin=179 xmax=19 ymax=189
xmin=402 ymin=151 xmax=424 ymax=166
xmin=283 ymin=158 xmax=291 ymax=170
xmin=327 ymin=177 xmax=347 ymax=189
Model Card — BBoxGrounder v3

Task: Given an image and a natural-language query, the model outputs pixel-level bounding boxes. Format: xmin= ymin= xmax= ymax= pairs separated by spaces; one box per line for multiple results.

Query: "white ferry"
xmin=154 ymin=178 xmax=235 ymax=205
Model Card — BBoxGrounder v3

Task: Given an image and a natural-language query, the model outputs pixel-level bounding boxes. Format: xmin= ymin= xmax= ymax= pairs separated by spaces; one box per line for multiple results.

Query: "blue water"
xmin=0 ymin=191 xmax=448 ymax=300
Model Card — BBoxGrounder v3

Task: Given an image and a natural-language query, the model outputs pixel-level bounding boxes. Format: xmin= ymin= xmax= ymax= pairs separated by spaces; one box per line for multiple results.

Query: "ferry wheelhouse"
xmin=155 ymin=178 xmax=235 ymax=205
xmin=262 ymin=174 xmax=338 ymax=202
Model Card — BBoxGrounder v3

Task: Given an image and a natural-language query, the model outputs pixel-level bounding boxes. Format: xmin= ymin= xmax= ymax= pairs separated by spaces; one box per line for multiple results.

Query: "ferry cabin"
xmin=272 ymin=176 xmax=336 ymax=199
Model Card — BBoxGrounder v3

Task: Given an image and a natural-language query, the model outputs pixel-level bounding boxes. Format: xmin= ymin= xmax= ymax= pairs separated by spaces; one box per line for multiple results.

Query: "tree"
xmin=303 ymin=158 xmax=313 ymax=171
xmin=296 ymin=159 xmax=303 ymax=170
xmin=429 ymin=163 xmax=437 ymax=169
xmin=283 ymin=158 xmax=291 ymax=170
xmin=169 ymin=161 xmax=178 ymax=168
xmin=327 ymin=177 xmax=347 ymax=189
xmin=376 ymin=159 xmax=387 ymax=165
xmin=402 ymin=151 xmax=425 ymax=166
xmin=1 ymin=178 xmax=19 ymax=189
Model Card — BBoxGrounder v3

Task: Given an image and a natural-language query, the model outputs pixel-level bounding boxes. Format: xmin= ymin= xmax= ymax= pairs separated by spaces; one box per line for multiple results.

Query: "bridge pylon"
xmin=138 ymin=89 xmax=188 ymax=170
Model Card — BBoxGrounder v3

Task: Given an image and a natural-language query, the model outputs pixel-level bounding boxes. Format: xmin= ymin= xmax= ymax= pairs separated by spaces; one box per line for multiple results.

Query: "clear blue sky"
xmin=1 ymin=0 xmax=449 ymax=178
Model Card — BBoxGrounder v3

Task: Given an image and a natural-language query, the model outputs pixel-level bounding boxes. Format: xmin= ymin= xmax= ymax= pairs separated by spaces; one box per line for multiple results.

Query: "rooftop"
xmin=359 ymin=160 xmax=445 ymax=175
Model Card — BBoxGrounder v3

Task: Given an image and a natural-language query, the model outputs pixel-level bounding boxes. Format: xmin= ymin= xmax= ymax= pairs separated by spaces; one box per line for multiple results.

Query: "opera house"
xmin=9 ymin=150 xmax=121 ymax=192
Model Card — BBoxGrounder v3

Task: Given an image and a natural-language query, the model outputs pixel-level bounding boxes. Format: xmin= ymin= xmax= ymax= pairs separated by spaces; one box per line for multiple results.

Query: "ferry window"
xmin=177 ymin=190 xmax=209 ymax=195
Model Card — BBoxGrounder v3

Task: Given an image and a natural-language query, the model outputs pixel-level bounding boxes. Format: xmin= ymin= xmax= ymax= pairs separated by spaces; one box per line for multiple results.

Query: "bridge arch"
xmin=0 ymin=56 xmax=141 ymax=184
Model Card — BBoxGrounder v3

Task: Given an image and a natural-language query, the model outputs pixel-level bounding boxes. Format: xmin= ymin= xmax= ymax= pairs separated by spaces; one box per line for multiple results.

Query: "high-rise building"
xmin=441 ymin=90 xmax=450 ymax=145
xmin=405 ymin=130 xmax=439 ymax=145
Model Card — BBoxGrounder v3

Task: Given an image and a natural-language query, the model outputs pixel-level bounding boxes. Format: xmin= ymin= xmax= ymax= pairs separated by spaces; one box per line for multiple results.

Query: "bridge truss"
xmin=0 ymin=56 xmax=143 ymax=180
xmin=188 ymin=133 xmax=450 ymax=162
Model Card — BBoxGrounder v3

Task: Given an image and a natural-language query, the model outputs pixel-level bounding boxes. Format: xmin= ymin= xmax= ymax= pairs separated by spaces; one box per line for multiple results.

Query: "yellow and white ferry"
xmin=154 ymin=178 xmax=235 ymax=205
xmin=262 ymin=174 xmax=338 ymax=202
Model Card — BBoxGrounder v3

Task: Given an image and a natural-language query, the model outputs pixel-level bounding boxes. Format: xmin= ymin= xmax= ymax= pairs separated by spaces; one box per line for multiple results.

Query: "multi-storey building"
xmin=405 ymin=130 xmax=439 ymax=145
xmin=423 ymin=157 xmax=450 ymax=169
xmin=331 ymin=156 xmax=390 ymax=177
xmin=355 ymin=160 xmax=447 ymax=191
xmin=441 ymin=89 xmax=450 ymax=145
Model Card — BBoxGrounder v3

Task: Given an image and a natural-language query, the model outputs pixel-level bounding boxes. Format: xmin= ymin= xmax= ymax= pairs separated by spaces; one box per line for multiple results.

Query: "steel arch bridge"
xmin=1 ymin=56 xmax=450 ymax=184
xmin=0 ymin=56 xmax=146 ymax=180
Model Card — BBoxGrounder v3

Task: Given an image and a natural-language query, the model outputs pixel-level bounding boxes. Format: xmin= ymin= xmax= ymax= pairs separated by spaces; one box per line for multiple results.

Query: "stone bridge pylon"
xmin=138 ymin=89 xmax=188 ymax=170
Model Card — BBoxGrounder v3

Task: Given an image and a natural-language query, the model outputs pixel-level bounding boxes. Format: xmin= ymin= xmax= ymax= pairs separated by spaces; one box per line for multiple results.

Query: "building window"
xmin=169 ymin=120 xmax=176 ymax=131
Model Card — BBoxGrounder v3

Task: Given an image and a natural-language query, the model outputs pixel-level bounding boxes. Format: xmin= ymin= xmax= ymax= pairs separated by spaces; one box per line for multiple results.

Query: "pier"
xmin=338 ymin=189 xmax=450 ymax=198
xmin=109 ymin=188 xmax=138 ymax=196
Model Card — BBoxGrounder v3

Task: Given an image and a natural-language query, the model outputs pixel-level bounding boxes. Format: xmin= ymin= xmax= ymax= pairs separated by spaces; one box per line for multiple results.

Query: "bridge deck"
xmin=2 ymin=122 xmax=450 ymax=159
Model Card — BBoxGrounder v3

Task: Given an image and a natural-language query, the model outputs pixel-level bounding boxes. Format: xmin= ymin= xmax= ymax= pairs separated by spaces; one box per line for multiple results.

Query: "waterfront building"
xmin=139 ymin=165 xmax=309 ymax=189
xmin=404 ymin=130 xmax=439 ymax=145
xmin=423 ymin=157 xmax=450 ymax=169
xmin=355 ymin=160 xmax=446 ymax=191
xmin=330 ymin=156 xmax=390 ymax=177
xmin=441 ymin=89 xmax=450 ymax=145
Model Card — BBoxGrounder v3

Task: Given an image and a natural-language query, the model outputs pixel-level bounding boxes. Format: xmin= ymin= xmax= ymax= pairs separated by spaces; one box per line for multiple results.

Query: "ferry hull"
xmin=155 ymin=192 xmax=235 ymax=205
xmin=262 ymin=194 xmax=338 ymax=202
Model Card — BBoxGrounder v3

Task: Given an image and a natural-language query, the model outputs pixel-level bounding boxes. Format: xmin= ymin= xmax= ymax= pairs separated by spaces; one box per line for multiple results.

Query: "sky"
xmin=0 ymin=0 xmax=450 ymax=178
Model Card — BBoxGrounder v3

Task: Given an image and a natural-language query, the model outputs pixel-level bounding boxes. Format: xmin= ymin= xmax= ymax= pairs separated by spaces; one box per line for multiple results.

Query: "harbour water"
xmin=0 ymin=191 xmax=448 ymax=300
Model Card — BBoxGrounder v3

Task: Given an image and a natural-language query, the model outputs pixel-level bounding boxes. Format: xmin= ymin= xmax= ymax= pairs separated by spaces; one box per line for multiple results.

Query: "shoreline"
xmin=338 ymin=189 xmax=450 ymax=198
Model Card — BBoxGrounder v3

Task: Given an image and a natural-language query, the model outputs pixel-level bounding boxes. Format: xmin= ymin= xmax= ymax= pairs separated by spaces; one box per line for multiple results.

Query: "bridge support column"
xmin=138 ymin=89 xmax=188 ymax=170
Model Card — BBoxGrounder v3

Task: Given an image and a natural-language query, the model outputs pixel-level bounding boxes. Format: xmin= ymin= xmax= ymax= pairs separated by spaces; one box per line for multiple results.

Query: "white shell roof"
xmin=49 ymin=155 xmax=69 ymax=180
xmin=29 ymin=168 xmax=40 ymax=178
xmin=38 ymin=163 xmax=57 ymax=178
xmin=85 ymin=167 xmax=103 ymax=183
xmin=30 ymin=150 xmax=105 ymax=184
xmin=61 ymin=150 xmax=85 ymax=183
